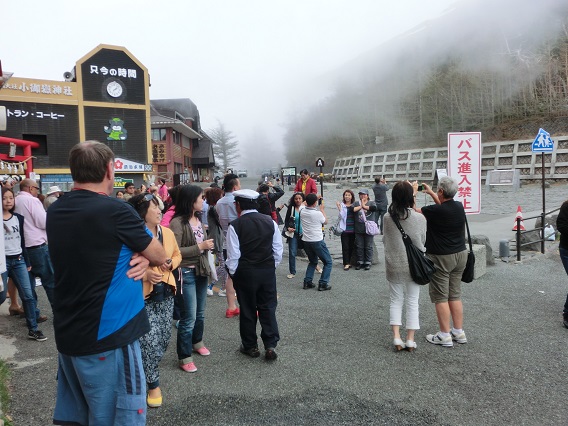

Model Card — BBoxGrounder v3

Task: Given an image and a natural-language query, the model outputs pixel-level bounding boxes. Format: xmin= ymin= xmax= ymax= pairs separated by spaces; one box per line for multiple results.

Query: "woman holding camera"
xmin=283 ymin=192 xmax=305 ymax=279
xmin=129 ymin=193 xmax=181 ymax=408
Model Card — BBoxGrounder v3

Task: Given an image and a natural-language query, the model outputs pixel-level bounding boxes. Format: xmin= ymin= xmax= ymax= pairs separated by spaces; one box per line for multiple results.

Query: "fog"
xmin=2 ymin=0 xmax=459 ymax=173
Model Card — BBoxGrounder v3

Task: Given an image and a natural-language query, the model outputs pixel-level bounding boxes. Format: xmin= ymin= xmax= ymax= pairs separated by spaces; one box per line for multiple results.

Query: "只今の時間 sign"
xmin=447 ymin=132 xmax=481 ymax=214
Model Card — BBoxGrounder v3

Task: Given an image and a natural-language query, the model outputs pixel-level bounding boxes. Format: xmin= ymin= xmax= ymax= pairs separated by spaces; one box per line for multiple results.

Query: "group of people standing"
xmin=308 ymin=174 xmax=469 ymax=352
xmin=0 ymin=152 xmax=473 ymax=425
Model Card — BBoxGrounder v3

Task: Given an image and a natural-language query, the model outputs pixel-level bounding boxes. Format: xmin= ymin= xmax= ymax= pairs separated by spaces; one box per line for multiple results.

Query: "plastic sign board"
xmin=315 ymin=158 xmax=325 ymax=168
xmin=532 ymin=128 xmax=554 ymax=153
xmin=447 ymin=132 xmax=481 ymax=214
xmin=114 ymin=157 xmax=145 ymax=172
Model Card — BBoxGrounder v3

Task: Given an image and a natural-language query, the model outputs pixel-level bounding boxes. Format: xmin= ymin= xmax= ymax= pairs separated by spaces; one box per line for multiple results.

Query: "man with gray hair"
xmin=415 ymin=176 xmax=468 ymax=348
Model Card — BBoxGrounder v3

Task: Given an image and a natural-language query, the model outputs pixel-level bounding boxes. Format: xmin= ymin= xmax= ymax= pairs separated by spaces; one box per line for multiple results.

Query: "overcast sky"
xmin=3 ymin=0 xmax=458 ymax=169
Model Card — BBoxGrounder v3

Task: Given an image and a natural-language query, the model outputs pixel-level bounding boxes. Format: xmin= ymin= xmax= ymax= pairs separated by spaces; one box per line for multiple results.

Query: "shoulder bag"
xmin=360 ymin=209 xmax=380 ymax=236
xmin=391 ymin=214 xmax=436 ymax=285
xmin=461 ymin=214 xmax=475 ymax=283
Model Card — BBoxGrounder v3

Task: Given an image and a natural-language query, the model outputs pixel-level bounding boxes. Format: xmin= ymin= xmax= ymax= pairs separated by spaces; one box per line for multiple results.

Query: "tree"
xmin=209 ymin=121 xmax=239 ymax=172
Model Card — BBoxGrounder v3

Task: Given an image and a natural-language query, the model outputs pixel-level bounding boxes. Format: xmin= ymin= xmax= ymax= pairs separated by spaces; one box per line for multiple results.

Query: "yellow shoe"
xmin=147 ymin=393 xmax=162 ymax=408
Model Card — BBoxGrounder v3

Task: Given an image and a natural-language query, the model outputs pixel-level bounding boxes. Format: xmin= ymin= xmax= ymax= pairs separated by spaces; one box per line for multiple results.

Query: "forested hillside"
xmin=283 ymin=0 xmax=568 ymax=170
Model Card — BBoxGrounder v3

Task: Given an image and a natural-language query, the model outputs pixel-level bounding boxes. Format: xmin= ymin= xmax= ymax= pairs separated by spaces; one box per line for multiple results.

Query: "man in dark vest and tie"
xmin=226 ymin=189 xmax=283 ymax=361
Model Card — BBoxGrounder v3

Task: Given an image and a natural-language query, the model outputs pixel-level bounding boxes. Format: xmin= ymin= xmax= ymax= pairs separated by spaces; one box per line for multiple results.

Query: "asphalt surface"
xmin=1 ymin=180 xmax=568 ymax=425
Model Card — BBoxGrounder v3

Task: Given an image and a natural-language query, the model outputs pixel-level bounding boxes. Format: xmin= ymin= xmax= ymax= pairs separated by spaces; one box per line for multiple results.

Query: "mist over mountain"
xmin=284 ymin=0 xmax=568 ymax=171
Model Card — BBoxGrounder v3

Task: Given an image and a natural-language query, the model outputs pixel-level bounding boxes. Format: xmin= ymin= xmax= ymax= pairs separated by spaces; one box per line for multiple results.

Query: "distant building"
xmin=150 ymin=98 xmax=215 ymax=184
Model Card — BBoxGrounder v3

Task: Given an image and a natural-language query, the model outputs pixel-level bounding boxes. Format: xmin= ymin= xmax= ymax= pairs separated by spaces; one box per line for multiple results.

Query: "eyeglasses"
xmin=137 ymin=193 xmax=155 ymax=204
xmin=30 ymin=186 xmax=39 ymax=191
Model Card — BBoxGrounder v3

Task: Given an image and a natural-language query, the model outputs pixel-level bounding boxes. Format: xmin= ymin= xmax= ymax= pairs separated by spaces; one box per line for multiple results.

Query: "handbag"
xmin=330 ymin=214 xmax=344 ymax=236
xmin=360 ymin=210 xmax=380 ymax=236
xmin=207 ymin=250 xmax=218 ymax=282
xmin=391 ymin=214 xmax=436 ymax=285
xmin=462 ymin=215 xmax=475 ymax=283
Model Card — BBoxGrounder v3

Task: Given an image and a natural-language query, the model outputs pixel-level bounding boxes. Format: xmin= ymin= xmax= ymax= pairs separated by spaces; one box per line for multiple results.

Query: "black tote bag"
xmin=392 ymin=215 xmax=436 ymax=285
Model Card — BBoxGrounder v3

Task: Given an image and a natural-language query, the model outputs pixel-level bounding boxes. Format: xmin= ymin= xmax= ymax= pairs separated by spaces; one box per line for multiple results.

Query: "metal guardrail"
xmin=514 ymin=207 xmax=561 ymax=261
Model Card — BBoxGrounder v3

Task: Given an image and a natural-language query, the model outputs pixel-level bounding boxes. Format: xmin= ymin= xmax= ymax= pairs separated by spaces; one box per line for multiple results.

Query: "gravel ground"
xmin=1 ymin=180 xmax=567 ymax=425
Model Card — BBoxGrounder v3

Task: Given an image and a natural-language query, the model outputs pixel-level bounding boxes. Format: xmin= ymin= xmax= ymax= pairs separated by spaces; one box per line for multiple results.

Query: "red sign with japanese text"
xmin=447 ymin=132 xmax=481 ymax=214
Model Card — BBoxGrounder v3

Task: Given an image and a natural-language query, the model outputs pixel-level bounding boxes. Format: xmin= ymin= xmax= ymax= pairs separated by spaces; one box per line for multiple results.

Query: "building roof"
xmin=191 ymin=131 xmax=215 ymax=166
xmin=151 ymin=98 xmax=200 ymax=127
xmin=150 ymin=104 xmax=201 ymax=139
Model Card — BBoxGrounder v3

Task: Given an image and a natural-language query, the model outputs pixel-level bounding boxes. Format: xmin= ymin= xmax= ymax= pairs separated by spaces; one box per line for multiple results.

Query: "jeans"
xmin=560 ymin=247 xmax=568 ymax=318
xmin=288 ymin=235 xmax=299 ymax=275
xmin=176 ymin=268 xmax=208 ymax=363
xmin=355 ymin=233 xmax=374 ymax=266
xmin=302 ymin=240 xmax=332 ymax=286
xmin=27 ymin=245 xmax=55 ymax=307
xmin=6 ymin=256 xmax=39 ymax=330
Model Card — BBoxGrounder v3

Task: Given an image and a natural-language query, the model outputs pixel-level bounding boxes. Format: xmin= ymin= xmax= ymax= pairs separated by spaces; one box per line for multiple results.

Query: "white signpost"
xmin=447 ymin=132 xmax=481 ymax=214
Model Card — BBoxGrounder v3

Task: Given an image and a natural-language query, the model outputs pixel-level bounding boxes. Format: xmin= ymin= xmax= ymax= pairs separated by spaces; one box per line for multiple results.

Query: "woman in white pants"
xmin=382 ymin=181 xmax=427 ymax=351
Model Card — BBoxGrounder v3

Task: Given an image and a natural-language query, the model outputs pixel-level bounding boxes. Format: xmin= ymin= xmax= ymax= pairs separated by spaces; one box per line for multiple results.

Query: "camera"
xmin=417 ymin=184 xmax=424 ymax=191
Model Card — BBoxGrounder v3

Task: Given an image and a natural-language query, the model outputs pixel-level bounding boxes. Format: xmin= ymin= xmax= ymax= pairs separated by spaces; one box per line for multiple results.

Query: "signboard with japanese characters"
xmin=0 ymin=77 xmax=77 ymax=101
xmin=447 ymin=132 xmax=481 ymax=214
xmin=79 ymin=47 xmax=146 ymax=105
xmin=0 ymin=100 xmax=79 ymax=168
xmin=114 ymin=158 xmax=146 ymax=173
xmin=113 ymin=176 xmax=134 ymax=189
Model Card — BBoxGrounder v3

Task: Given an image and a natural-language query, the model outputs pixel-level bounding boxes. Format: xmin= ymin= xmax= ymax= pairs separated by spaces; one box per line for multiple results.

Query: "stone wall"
xmin=332 ymin=135 xmax=568 ymax=184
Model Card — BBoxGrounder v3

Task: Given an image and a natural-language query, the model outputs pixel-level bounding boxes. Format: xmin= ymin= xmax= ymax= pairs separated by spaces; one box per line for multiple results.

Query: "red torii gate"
xmin=0 ymin=136 xmax=40 ymax=177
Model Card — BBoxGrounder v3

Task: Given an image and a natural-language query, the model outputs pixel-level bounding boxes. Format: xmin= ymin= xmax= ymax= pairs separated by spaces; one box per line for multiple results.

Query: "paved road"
xmin=1 ymin=181 xmax=567 ymax=425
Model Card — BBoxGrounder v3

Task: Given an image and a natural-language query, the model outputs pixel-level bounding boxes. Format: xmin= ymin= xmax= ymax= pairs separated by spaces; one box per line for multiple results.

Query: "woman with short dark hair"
xmin=128 ymin=193 xmax=181 ymax=408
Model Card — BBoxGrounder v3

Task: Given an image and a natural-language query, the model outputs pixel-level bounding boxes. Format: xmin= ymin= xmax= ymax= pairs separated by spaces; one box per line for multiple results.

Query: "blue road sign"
xmin=532 ymin=128 xmax=554 ymax=152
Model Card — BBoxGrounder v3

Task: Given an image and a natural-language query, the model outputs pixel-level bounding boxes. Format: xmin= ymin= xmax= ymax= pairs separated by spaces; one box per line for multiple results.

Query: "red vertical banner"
xmin=447 ymin=132 xmax=481 ymax=214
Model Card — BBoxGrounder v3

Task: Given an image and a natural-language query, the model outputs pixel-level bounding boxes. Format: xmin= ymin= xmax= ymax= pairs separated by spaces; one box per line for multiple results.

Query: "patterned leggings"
xmin=139 ymin=296 xmax=174 ymax=389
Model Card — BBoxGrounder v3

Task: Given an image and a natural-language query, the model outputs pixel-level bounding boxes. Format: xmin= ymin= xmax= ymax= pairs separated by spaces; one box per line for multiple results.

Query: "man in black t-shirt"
xmin=47 ymin=141 xmax=166 ymax=426
xmin=415 ymin=177 xmax=468 ymax=349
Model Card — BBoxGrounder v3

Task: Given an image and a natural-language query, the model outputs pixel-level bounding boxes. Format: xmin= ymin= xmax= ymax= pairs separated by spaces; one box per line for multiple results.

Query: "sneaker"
xmin=239 ymin=345 xmax=260 ymax=358
xmin=265 ymin=348 xmax=278 ymax=361
xmin=218 ymin=289 xmax=227 ymax=297
xmin=426 ymin=332 xmax=453 ymax=347
xmin=179 ymin=361 xmax=197 ymax=373
xmin=207 ymin=288 xmax=214 ymax=296
xmin=28 ymin=329 xmax=47 ymax=342
xmin=451 ymin=330 xmax=468 ymax=344
xmin=286 ymin=274 xmax=295 ymax=279
xmin=193 ymin=346 xmax=211 ymax=356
